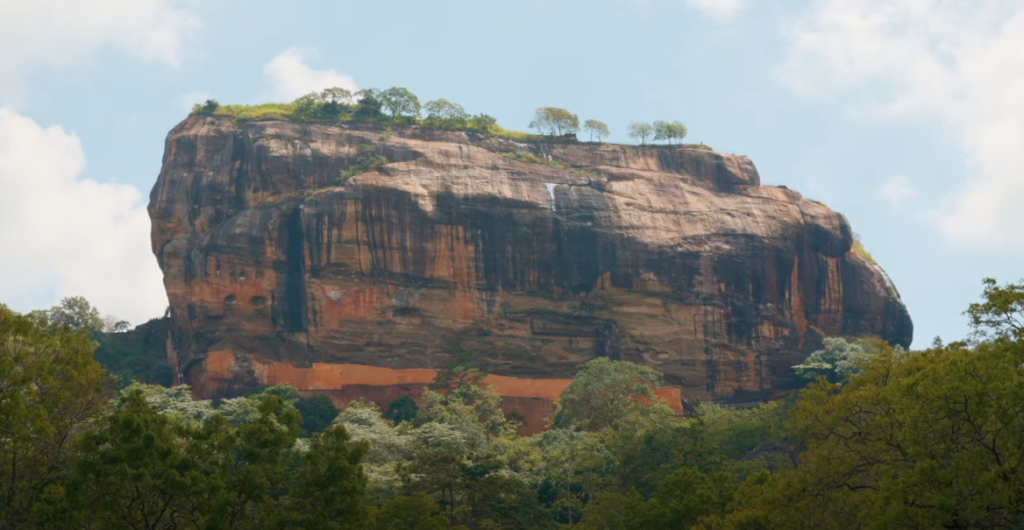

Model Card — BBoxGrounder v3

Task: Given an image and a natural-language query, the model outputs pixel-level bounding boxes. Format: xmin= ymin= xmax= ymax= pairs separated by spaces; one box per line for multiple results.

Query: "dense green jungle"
xmin=2 ymin=276 xmax=1023 ymax=530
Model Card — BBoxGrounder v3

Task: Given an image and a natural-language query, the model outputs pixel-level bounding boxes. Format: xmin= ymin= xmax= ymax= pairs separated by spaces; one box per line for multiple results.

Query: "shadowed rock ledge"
xmin=149 ymin=116 xmax=912 ymax=410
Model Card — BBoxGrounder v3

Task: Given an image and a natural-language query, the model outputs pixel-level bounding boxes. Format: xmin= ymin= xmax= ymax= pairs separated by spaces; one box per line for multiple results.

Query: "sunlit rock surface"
xmin=149 ymin=116 xmax=912 ymax=419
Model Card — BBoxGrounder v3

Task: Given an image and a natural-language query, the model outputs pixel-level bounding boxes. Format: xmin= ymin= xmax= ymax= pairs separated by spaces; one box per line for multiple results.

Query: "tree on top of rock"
xmin=628 ymin=122 xmax=654 ymax=145
xmin=379 ymin=87 xmax=421 ymax=119
xmin=529 ymin=107 xmax=579 ymax=136
xmin=423 ymin=99 xmax=470 ymax=129
xmin=653 ymin=120 xmax=688 ymax=145
xmin=583 ymin=119 xmax=610 ymax=142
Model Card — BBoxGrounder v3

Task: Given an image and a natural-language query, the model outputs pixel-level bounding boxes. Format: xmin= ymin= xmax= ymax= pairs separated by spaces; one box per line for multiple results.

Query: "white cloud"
xmin=0 ymin=108 xmax=167 ymax=323
xmin=880 ymin=175 xmax=918 ymax=206
xmin=178 ymin=91 xmax=211 ymax=112
xmin=686 ymin=0 xmax=743 ymax=19
xmin=260 ymin=48 xmax=359 ymax=102
xmin=778 ymin=0 xmax=1024 ymax=247
xmin=0 ymin=0 xmax=200 ymax=105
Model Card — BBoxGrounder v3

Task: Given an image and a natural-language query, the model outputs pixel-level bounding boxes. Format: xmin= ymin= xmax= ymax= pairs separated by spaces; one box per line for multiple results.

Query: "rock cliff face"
xmin=150 ymin=116 xmax=912 ymax=412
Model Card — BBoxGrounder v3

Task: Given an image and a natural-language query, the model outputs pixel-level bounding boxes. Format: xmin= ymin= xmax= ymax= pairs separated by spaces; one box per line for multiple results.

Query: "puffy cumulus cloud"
xmin=778 ymin=0 xmax=1024 ymax=247
xmin=0 ymin=0 xmax=200 ymax=104
xmin=880 ymin=175 xmax=919 ymax=206
xmin=0 ymin=108 xmax=167 ymax=323
xmin=260 ymin=48 xmax=360 ymax=102
xmin=685 ymin=0 xmax=744 ymax=19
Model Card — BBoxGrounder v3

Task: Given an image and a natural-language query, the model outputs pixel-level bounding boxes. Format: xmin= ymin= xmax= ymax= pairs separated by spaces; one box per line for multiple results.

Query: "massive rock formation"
xmin=150 ymin=116 xmax=912 ymax=417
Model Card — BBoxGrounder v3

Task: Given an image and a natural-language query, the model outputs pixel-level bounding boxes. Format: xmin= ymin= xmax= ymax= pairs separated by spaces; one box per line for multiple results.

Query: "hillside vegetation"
xmin=191 ymin=88 xmax=713 ymax=151
xmin=1 ymin=277 xmax=1022 ymax=528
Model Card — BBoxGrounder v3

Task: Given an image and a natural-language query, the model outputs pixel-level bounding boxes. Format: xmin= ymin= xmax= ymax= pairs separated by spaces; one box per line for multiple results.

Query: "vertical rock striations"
xmin=149 ymin=116 xmax=912 ymax=413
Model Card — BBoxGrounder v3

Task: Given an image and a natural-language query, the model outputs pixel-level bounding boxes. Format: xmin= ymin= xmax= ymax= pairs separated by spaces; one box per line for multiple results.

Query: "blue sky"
xmin=2 ymin=0 xmax=1023 ymax=346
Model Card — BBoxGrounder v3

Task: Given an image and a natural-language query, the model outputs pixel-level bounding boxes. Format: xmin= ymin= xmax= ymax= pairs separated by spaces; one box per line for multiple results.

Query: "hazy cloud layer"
xmin=779 ymin=0 xmax=1024 ymax=247
xmin=0 ymin=0 xmax=200 ymax=104
xmin=0 ymin=108 xmax=167 ymax=322
xmin=260 ymin=48 xmax=359 ymax=103
xmin=685 ymin=0 xmax=744 ymax=19
xmin=880 ymin=175 xmax=919 ymax=206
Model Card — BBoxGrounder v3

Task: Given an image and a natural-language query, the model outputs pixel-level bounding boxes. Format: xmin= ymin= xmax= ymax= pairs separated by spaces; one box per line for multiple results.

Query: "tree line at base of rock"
xmin=192 ymin=88 xmax=695 ymax=148
xmin=3 ymin=276 xmax=1024 ymax=529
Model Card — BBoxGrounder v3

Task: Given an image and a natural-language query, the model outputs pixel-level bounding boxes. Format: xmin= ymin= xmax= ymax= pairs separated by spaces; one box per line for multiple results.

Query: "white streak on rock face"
xmin=325 ymin=289 xmax=346 ymax=301
xmin=545 ymin=183 xmax=558 ymax=212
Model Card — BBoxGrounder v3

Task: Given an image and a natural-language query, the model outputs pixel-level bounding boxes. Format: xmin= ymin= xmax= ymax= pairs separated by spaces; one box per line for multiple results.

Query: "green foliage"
xmin=583 ymin=119 xmax=610 ymax=142
xmin=39 ymin=387 xmax=369 ymax=530
xmin=423 ymin=98 xmax=470 ymax=129
xmin=379 ymin=87 xmax=421 ymax=119
xmin=354 ymin=89 xmax=385 ymax=121
xmin=337 ymin=143 xmax=390 ymax=184
xmin=190 ymin=98 xmax=219 ymax=115
xmin=279 ymin=425 xmax=369 ymax=529
xmin=502 ymin=150 xmax=571 ymax=170
xmin=385 ymin=395 xmax=419 ymax=424
xmin=46 ymin=295 xmax=103 ymax=333
xmin=211 ymin=102 xmax=300 ymax=121
xmin=371 ymin=493 xmax=450 ymax=530
xmin=852 ymin=232 xmax=876 ymax=265
xmin=792 ymin=337 xmax=884 ymax=384
xmin=529 ymin=107 xmax=580 ymax=136
xmin=500 ymin=150 xmax=597 ymax=179
xmin=703 ymin=281 xmax=1024 ymax=529
xmin=694 ymin=402 xmax=788 ymax=462
xmin=484 ymin=124 xmax=544 ymax=142
xmin=652 ymin=120 xmax=687 ymax=145
xmin=580 ymin=468 xmax=735 ymax=530
xmin=20 ymin=279 xmax=1024 ymax=530
xmin=627 ymin=122 xmax=654 ymax=145
xmin=293 ymin=87 xmax=354 ymax=120
xmin=92 ymin=318 xmax=173 ymax=386
xmin=552 ymin=358 xmax=675 ymax=432
xmin=117 ymin=382 xmax=215 ymax=425
xmin=0 ymin=305 xmax=110 ymax=529
xmin=967 ymin=277 xmax=1024 ymax=341
xmin=189 ymin=90 xmax=584 ymax=146
xmin=296 ymin=394 xmax=339 ymax=434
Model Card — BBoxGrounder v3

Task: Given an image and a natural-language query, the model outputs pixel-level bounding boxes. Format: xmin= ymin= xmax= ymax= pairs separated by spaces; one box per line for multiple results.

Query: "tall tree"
xmin=627 ymin=122 xmax=654 ymax=145
xmin=967 ymin=277 xmax=1024 ymax=341
xmin=792 ymin=337 xmax=881 ymax=384
xmin=295 ymin=394 xmax=339 ymax=434
xmin=379 ymin=87 xmax=421 ymax=119
xmin=552 ymin=358 xmax=675 ymax=432
xmin=423 ymin=99 xmax=470 ymax=129
xmin=653 ymin=120 xmax=687 ymax=145
xmin=321 ymin=87 xmax=354 ymax=104
xmin=583 ymin=120 xmax=610 ymax=142
xmin=529 ymin=107 xmax=579 ymax=136
xmin=354 ymin=89 xmax=384 ymax=121
xmin=47 ymin=296 xmax=103 ymax=332
xmin=0 ymin=306 xmax=110 ymax=529
xmin=279 ymin=426 xmax=369 ymax=529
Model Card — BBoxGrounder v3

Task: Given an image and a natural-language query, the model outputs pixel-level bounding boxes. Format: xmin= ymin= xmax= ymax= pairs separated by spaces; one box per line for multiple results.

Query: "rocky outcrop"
xmin=149 ymin=116 xmax=912 ymax=411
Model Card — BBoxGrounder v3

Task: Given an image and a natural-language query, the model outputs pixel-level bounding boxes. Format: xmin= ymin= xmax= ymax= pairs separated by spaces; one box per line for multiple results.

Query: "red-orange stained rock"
xmin=191 ymin=354 xmax=683 ymax=435
xmin=153 ymin=117 xmax=912 ymax=409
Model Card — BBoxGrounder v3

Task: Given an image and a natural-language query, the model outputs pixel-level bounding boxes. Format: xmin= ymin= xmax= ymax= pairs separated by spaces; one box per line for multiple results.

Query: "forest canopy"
xmin=2 ymin=277 xmax=1023 ymax=529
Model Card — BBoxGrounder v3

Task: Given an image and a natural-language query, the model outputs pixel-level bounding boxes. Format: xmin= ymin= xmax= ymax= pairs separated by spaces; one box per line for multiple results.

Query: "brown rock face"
xmin=149 ymin=116 xmax=912 ymax=407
